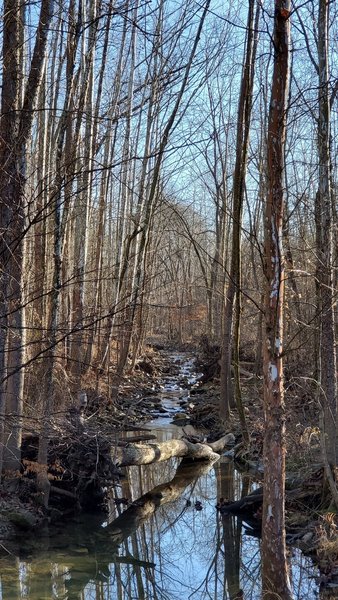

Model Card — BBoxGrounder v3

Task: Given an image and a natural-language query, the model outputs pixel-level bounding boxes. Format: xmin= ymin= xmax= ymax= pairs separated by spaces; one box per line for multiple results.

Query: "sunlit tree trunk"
xmin=84 ymin=1 xmax=114 ymax=369
xmin=70 ymin=0 xmax=99 ymax=384
xmin=261 ymin=3 xmax=293 ymax=598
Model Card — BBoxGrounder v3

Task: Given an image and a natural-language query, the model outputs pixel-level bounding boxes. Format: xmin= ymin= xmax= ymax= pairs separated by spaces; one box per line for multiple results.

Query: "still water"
xmin=0 ymin=355 xmax=321 ymax=599
xmin=0 ymin=425 xmax=320 ymax=600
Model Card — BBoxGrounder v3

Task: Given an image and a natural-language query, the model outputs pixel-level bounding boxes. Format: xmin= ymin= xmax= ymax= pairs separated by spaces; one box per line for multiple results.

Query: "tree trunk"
xmin=261 ymin=3 xmax=293 ymax=599
xmin=0 ymin=0 xmax=54 ymax=472
xmin=114 ymin=434 xmax=234 ymax=467
xmin=316 ymin=0 xmax=337 ymax=466
xmin=70 ymin=0 xmax=99 ymax=384
xmin=37 ymin=0 xmax=81 ymax=504
xmin=219 ymin=0 xmax=258 ymax=427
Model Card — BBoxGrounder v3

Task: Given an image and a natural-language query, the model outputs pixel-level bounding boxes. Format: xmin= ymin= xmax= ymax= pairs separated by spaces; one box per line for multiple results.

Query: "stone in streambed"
xmin=171 ymin=412 xmax=189 ymax=425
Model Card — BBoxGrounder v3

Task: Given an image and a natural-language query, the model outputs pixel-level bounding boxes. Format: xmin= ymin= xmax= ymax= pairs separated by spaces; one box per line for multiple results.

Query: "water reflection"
xmin=0 ymin=434 xmax=319 ymax=599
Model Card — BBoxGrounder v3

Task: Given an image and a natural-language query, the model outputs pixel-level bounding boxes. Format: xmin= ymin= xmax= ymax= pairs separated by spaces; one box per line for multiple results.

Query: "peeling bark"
xmin=261 ymin=2 xmax=293 ymax=599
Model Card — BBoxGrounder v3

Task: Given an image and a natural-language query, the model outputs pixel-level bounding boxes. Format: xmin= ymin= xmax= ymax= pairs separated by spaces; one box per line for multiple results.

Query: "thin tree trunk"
xmin=220 ymin=0 xmax=258 ymax=427
xmin=70 ymin=0 xmax=99 ymax=384
xmin=261 ymin=3 xmax=293 ymax=598
xmin=316 ymin=0 xmax=337 ymax=466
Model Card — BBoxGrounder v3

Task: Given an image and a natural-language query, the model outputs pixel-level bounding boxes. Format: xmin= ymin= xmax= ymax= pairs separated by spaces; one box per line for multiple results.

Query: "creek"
xmin=0 ymin=354 xmax=320 ymax=599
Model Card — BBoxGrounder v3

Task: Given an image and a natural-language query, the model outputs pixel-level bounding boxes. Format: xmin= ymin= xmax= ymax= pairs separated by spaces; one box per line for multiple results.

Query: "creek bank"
xmin=0 ymin=345 xmax=231 ymax=538
xmin=217 ymin=476 xmax=338 ymax=593
xmin=0 ymin=342 xmax=336 ymax=595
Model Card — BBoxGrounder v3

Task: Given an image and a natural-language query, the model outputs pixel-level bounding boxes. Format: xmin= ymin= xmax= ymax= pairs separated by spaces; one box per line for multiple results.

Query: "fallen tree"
xmin=13 ymin=431 xmax=234 ymax=515
xmin=113 ymin=433 xmax=235 ymax=467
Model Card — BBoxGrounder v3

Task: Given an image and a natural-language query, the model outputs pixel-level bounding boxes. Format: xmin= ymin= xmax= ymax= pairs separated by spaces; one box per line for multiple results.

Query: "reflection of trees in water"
xmin=0 ymin=453 xmax=319 ymax=600
xmin=219 ymin=460 xmax=242 ymax=599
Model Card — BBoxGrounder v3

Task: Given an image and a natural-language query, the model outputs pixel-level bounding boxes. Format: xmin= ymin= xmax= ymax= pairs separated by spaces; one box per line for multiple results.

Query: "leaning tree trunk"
xmin=114 ymin=434 xmax=234 ymax=467
xmin=261 ymin=3 xmax=293 ymax=599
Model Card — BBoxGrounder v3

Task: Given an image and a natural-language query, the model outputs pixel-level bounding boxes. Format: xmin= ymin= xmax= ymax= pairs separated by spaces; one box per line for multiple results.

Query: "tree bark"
xmin=316 ymin=0 xmax=337 ymax=466
xmin=114 ymin=434 xmax=234 ymax=467
xmin=0 ymin=0 xmax=21 ymax=473
xmin=261 ymin=3 xmax=293 ymax=599
xmin=0 ymin=0 xmax=54 ymax=472
xmin=219 ymin=0 xmax=259 ymax=428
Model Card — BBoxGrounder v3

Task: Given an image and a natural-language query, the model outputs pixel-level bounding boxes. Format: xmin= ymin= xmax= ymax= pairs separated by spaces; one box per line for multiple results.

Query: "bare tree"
xmin=0 ymin=0 xmax=54 ymax=473
xmin=261 ymin=2 xmax=293 ymax=598
xmin=315 ymin=0 xmax=337 ymax=468
xmin=219 ymin=0 xmax=259 ymax=437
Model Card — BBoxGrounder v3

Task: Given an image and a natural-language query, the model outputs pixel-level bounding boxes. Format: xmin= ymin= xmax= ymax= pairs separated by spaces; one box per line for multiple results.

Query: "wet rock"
xmin=301 ymin=531 xmax=314 ymax=543
xmin=190 ymin=387 xmax=205 ymax=396
xmin=172 ymin=412 xmax=190 ymax=425
xmin=5 ymin=508 xmax=38 ymax=530
xmin=178 ymin=377 xmax=190 ymax=387
xmin=173 ymin=412 xmax=188 ymax=420
xmin=136 ymin=359 xmax=155 ymax=376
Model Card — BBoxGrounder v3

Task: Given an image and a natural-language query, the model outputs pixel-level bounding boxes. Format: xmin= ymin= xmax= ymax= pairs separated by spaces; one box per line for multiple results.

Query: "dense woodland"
xmin=0 ymin=0 xmax=337 ymax=598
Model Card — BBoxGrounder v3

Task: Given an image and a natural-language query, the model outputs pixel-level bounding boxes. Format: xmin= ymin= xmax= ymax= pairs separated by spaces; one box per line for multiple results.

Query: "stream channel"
xmin=0 ymin=354 xmax=321 ymax=599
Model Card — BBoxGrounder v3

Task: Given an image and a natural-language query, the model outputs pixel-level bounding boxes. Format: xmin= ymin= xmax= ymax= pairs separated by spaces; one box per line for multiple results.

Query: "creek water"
xmin=0 ymin=354 xmax=320 ymax=599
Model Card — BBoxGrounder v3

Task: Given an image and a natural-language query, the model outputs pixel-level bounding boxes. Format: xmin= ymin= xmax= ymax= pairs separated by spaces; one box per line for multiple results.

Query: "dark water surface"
xmin=0 ymin=355 xmax=320 ymax=599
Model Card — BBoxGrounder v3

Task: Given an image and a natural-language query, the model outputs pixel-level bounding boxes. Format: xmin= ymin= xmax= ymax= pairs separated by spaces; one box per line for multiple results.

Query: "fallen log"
xmin=117 ymin=434 xmax=158 ymax=446
xmin=219 ymin=483 xmax=323 ymax=518
xmin=114 ymin=433 xmax=235 ymax=467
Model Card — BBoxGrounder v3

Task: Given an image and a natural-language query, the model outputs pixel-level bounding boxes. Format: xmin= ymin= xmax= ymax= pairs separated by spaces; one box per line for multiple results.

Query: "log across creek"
xmin=113 ymin=433 xmax=235 ymax=467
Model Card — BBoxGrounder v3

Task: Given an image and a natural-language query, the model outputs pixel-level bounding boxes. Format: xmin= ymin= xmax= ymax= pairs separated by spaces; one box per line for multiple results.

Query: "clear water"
xmin=0 ymin=446 xmax=319 ymax=599
xmin=0 ymin=355 xmax=321 ymax=599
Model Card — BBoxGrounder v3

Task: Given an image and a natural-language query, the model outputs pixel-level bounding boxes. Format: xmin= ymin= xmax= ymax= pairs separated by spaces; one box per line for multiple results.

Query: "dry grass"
xmin=316 ymin=513 xmax=338 ymax=564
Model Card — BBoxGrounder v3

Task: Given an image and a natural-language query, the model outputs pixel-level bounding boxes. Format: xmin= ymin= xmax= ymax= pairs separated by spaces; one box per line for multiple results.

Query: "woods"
xmin=0 ymin=0 xmax=337 ymax=598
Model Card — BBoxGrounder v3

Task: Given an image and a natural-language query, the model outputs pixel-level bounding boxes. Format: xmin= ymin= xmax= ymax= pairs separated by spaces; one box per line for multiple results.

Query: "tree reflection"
xmin=0 ymin=453 xmax=320 ymax=600
xmin=218 ymin=460 xmax=242 ymax=599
